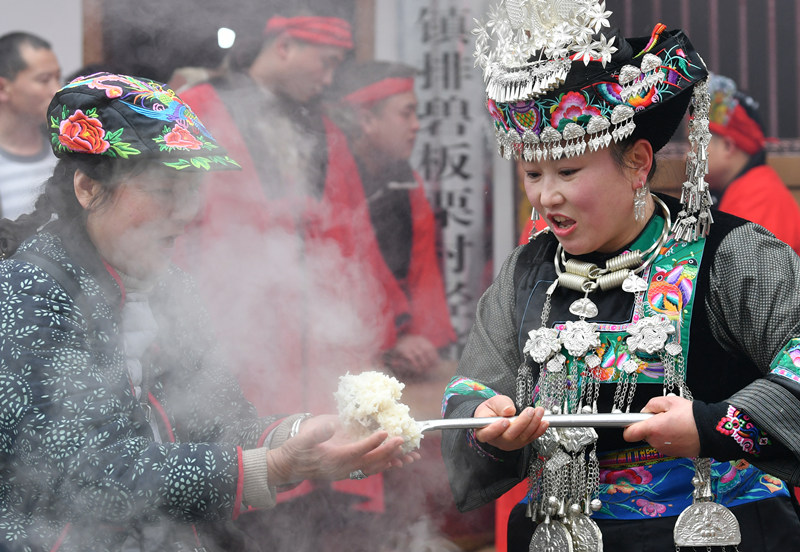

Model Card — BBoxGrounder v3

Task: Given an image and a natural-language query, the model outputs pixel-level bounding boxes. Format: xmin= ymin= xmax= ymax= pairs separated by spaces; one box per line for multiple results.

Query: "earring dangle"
xmin=634 ymin=182 xmax=648 ymax=221
xmin=531 ymin=206 xmax=539 ymax=223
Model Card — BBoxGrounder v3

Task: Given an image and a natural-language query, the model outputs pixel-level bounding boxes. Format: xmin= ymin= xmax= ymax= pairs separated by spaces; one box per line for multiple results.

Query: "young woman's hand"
xmin=622 ymin=395 xmax=700 ymax=457
xmin=473 ymin=395 xmax=549 ymax=452
xmin=267 ymin=414 xmax=419 ymax=485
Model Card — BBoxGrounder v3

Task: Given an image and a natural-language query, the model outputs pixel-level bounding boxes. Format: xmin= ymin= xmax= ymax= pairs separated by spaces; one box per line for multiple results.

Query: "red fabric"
xmin=176 ymin=82 xmax=411 ymax=511
xmin=264 ymin=16 xmax=353 ymax=49
xmin=494 ymin=482 xmax=527 ymax=552
xmin=402 ymin=175 xmax=457 ymax=348
xmin=709 ymin=103 xmax=766 ymax=156
xmin=343 ymin=78 xmax=414 ymax=107
xmin=718 ymin=164 xmax=800 ymax=255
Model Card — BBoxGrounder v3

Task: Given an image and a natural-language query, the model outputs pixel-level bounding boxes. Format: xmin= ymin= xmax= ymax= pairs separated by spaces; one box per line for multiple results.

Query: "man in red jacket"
xmin=325 ymin=60 xmax=496 ymax=551
xmin=328 ymin=60 xmax=457 ymax=377
xmin=705 ymin=73 xmax=800 ymax=255
xmin=176 ymin=8 xmax=411 ymax=550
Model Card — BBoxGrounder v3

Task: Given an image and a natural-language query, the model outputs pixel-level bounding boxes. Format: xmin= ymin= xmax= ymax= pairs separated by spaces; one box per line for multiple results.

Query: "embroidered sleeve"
xmin=442 ymin=376 xmax=498 ymax=416
xmin=714 ymin=405 xmax=771 ymax=457
xmin=693 ymin=401 xmax=789 ymax=462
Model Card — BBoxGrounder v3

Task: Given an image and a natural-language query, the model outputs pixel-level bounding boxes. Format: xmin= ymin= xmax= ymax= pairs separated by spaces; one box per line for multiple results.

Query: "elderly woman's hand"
xmin=266 ymin=414 xmax=418 ymax=485
xmin=473 ymin=395 xmax=549 ymax=452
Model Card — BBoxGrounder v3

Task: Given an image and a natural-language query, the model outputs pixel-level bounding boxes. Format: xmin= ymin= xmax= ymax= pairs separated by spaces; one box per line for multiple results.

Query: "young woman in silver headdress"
xmin=441 ymin=2 xmax=800 ymax=550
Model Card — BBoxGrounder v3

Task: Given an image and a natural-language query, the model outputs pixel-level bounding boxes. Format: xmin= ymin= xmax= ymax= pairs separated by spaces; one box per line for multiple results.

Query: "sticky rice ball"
xmin=335 ymin=371 xmax=422 ymax=453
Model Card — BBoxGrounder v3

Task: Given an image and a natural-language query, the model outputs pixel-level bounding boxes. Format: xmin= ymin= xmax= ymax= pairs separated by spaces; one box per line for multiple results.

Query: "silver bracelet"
xmin=290 ymin=413 xmax=312 ymax=439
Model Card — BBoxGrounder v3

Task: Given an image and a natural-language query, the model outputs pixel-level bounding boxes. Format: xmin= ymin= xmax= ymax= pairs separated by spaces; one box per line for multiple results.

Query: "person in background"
xmin=705 ymin=72 xmax=800 ymax=255
xmin=177 ymin=5 xmax=408 ymax=420
xmin=176 ymin=5 xmax=413 ymax=549
xmin=0 ymin=72 xmax=414 ymax=552
xmin=328 ymin=60 xmax=456 ymax=377
xmin=0 ymin=31 xmax=61 ymax=220
xmin=327 ymin=60 xmax=487 ymax=550
xmin=441 ymin=3 xmax=800 ymax=551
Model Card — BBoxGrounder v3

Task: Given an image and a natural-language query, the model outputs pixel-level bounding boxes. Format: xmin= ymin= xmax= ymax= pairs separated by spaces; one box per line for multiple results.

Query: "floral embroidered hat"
xmin=48 ymin=72 xmax=239 ymax=171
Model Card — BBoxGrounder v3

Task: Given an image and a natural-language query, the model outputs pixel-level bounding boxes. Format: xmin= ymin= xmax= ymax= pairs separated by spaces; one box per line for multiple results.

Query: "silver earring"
xmin=530 ymin=206 xmax=539 ymax=223
xmin=634 ymin=182 xmax=648 ymax=222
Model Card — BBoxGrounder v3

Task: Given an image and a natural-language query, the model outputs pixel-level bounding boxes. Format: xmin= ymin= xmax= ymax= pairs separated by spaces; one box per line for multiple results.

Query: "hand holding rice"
xmin=335 ymin=371 xmax=422 ymax=453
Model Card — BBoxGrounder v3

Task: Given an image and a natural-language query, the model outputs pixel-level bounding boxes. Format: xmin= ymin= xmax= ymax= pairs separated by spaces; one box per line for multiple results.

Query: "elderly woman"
xmin=0 ymin=73 xmax=413 ymax=551
xmin=441 ymin=3 xmax=800 ymax=551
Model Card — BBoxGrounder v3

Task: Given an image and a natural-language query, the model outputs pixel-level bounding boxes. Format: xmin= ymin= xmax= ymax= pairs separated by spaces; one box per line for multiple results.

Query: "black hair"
xmin=0 ymin=156 xmax=150 ymax=258
xmin=0 ymin=31 xmax=52 ymax=80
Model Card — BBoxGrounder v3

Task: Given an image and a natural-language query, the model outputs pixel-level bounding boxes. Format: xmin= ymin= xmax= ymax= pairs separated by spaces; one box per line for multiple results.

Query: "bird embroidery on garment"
xmin=646 ymin=258 xmax=698 ymax=319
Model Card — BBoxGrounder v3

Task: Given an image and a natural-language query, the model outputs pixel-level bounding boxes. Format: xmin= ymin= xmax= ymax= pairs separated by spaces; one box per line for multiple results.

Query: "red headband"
xmin=342 ymin=77 xmax=414 ymax=106
xmin=709 ymin=103 xmax=766 ymax=155
xmin=264 ymin=16 xmax=354 ymax=49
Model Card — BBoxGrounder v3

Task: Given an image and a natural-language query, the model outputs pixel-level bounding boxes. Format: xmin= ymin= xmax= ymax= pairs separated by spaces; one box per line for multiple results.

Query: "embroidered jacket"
xmin=441 ymin=194 xmax=800 ymax=516
xmin=0 ymin=221 xmax=280 ymax=551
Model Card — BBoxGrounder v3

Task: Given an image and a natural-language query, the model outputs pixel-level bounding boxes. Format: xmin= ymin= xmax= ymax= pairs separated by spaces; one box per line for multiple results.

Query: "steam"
xmin=2 ymin=1 xmax=499 ymax=550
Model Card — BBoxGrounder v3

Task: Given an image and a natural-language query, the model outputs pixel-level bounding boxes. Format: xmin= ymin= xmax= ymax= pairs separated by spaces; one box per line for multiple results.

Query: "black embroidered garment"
xmin=0 ymin=222 xmax=280 ymax=551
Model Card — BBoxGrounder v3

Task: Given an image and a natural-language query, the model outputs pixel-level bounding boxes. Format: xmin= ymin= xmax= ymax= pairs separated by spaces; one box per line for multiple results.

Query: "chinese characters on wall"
xmin=401 ymin=1 xmax=493 ymax=347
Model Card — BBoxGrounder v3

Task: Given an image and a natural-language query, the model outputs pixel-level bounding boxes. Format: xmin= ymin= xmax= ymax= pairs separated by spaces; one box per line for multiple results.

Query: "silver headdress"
xmin=474 ymin=0 xmax=616 ymax=104
xmin=474 ymin=0 xmax=713 ymax=241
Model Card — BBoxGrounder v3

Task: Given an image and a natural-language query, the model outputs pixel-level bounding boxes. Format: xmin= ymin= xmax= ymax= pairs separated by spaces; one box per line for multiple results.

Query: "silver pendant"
xmin=621 ymin=273 xmax=648 ymax=293
xmin=673 ymin=501 xmax=741 ymax=547
xmin=569 ymin=298 xmax=598 ymax=319
xmin=674 ymin=458 xmax=741 ymax=548
xmin=530 ymin=519 xmax=573 ymax=552
xmin=569 ymin=513 xmax=603 ymax=552
xmin=665 ymin=342 xmax=683 ymax=356
xmin=557 ymin=427 xmax=598 ymax=453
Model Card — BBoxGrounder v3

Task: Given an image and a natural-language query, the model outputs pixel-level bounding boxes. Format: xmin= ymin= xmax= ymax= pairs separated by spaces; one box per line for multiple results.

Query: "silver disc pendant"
xmin=530 ymin=519 xmax=574 ymax=552
xmin=673 ymin=501 xmax=741 ymax=547
xmin=569 ymin=514 xmax=603 ymax=552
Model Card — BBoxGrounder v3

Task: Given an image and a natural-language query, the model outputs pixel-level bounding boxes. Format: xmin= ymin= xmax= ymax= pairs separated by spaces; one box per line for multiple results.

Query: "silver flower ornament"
xmin=524 ymin=327 xmax=562 ymax=363
xmin=626 ymin=314 xmax=675 ymax=354
xmin=560 ymin=320 xmax=600 ymax=357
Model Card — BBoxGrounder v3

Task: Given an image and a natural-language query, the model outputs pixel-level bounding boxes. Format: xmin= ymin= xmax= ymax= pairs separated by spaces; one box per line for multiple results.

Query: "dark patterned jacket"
xmin=442 ymin=195 xmax=800 ymax=512
xmin=0 ymin=221 xmax=281 ymax=551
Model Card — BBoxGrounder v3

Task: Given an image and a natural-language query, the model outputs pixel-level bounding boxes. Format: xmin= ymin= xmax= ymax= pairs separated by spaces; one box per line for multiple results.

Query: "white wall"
xmin=1 ymin=1 xmax=84 ymax=78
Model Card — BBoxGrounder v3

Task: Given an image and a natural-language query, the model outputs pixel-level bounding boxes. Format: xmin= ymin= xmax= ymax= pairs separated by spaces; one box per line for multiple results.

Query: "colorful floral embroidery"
xmin=760 ymin=473 xmax=784 ymax=493
xmin=600 ymin=465 xmax=653 ymax=494
xmin=595 ymin=454 xmax=787 ymax=520
xmin=549 ymin=91 xmax=603 ymax=131
xmin=49 ymin=72 xmax=239 ymax=171
xmin=635 ymin=498 xmax=667 ymax=517
xmin=158 ymin=124 xmax=204 ymax=151
xmin=715 ymin=405 xmax=771 ymax=456
xmin=53 ymin=107 xmax=140 ymax=158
